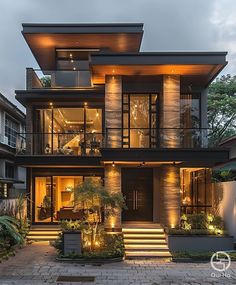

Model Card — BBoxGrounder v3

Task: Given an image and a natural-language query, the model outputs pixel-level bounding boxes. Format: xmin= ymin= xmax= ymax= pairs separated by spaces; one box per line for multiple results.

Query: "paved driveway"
xmin=0 ymin=242 xmax=235 ymax=284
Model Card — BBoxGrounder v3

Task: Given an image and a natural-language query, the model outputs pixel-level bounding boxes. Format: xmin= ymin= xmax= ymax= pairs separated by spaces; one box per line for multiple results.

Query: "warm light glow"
xmin=112 ymin=161 xmax=115 ymax=167
xmin=208 ymin=225 xmax=214 ymax=231
xmin=171 ymin=224 xmax=175 ymax=229
xmin=49 ymin=102 xmax=53 ymax=106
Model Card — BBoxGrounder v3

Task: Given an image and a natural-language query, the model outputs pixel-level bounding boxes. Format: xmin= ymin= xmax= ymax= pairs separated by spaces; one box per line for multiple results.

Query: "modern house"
xmin=15 ymin=23 xmax=229 ymax=255
xmin=0 ymin=93 xmax=26 ymax=200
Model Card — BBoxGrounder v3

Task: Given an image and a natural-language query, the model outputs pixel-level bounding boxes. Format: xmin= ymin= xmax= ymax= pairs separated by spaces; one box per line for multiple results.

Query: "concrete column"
xmin=26 ymin=105 xmax=33 ymax=155
xmin=153 ymin=168 xmax=161 ymax=223
xmin=160 ymin=75 xmax=180 ymax=147
xmin=201 ymin=88 xmax=208 ymax=147
xmin=104 ymin=164 xmax=122 ymax=229
xmin=105 ymin=75 xmax=122 ymax=148
xmin=160 ymin=165 xmax=180 ymax=227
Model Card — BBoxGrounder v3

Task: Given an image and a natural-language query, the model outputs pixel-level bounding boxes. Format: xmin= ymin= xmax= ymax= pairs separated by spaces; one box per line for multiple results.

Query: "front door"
xmin=122 ymin=168 xmax=153 ymax=221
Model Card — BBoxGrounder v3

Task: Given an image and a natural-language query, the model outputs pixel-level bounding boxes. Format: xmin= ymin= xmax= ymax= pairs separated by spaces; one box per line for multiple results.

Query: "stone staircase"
xmin=122 ymin=223 xmax=171 ymax=258
xmin=27 ymin=225 xmax=61 ymax=241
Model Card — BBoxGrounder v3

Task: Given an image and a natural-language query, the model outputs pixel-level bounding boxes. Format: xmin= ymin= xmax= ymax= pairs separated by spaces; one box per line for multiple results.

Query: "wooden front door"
xmin=122 ymin=168 xmax=153 ymax=221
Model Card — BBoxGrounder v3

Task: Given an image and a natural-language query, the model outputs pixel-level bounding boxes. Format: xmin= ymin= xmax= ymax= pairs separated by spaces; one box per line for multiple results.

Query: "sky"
xmin=1 ymin=0 xmax=236 ymax=111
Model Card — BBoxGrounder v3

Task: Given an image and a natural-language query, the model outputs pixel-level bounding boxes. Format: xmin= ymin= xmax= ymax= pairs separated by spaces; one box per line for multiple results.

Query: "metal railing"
xmin=26 ymin=68 xmax=92 ymax=89
xmin=16 ymin=132 xmax=103 ymax=156
xmin=16 ymin=128 xmax=210 ymax=156
xmin=105 ymin=128 xmax=209 ymax=149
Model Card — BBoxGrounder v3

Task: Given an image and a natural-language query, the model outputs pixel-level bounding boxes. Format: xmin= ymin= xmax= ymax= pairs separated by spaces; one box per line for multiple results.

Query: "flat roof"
xmin=90 ymin=52 xmax=228 ymax=86
xmin=22 ymin=23 xmax=144 ymax=33
xmin=22 ymin=23 xmax=144 ymax=69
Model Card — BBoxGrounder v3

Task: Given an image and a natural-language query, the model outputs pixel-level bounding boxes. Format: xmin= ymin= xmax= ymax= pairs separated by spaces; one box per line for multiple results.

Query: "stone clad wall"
xmin=159 ymin=165 xmax=180 ymax=227
xmin=104 ymin=164 xmax=122 ymax=228
xmin=160 ymin=75 xmax=180 ymax=148
xmin=105 ymin=75 xmax=122 ymax=148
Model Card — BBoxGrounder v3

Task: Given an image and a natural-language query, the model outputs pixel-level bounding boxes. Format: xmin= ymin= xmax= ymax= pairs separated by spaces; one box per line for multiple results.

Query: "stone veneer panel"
xmin=160 ymin=165 xmax=180 ymax=227
xmin=160 ymin=75 xmax=180 ymax=148
xmin=105 ymin=75 xmax=122 ymax=148
xmin=104 ymin=164 xmax=121 ymax=228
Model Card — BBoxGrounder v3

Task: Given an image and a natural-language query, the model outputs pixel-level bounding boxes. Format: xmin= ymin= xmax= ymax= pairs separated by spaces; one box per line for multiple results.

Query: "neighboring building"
xmin=215 ymin=135 xmax=236 ymax=173
xmin=0 ymin=93 xmax=26 ymax=199
xmin=15 ymin=23 xmax=229 ymax=231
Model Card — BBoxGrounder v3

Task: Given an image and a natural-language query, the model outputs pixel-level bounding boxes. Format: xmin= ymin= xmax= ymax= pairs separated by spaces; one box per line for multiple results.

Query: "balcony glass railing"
xmin=27 ymin=68 xmax=92 ymax=89
xmin=16 ymin=128 xmax=211 ymax=156
xmin=105 ymin=128 xmax=209 ymax=149
xmin=16 ymin=132 xmax=104 ymax=156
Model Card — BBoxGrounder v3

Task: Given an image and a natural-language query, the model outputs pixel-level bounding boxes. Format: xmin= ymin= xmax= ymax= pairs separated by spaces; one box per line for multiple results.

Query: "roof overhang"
xmin=22 ymin=23 xmax=144 ymax=69
xmin=100 ymin=148 xmax=229 ymax=167
xmin=91 ymin=52 xmax=228 ymax=86
xmin=15 ymin=86 xmax=105 ymax=107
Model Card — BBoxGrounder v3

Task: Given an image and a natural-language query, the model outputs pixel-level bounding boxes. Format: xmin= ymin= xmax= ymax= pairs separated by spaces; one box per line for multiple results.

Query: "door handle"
xmin=133 ymin=190 xmax=135 ymax=210
xmin=136 ymin=190 xmax=138 ymax=210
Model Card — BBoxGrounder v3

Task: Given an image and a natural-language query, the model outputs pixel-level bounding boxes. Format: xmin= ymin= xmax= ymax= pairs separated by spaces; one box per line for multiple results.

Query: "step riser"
xmin=122 ymin=225 xmax=171 ymax=258
xmin=27 ymin=227 xmax=61 ymax=241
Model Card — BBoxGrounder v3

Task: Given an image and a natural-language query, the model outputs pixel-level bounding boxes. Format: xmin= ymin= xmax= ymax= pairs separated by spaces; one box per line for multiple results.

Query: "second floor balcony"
xmin=26 ymin=68 xmax=92 ymax=89
xmin=16 ymin=128 xmax=210 ymax=157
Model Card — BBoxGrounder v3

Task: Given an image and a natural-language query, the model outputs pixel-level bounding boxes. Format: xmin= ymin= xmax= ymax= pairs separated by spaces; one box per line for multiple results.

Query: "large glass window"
xmin=122 ymin=94 xmax=158 ymax=148
xmin=34 ymin=175 xmax=103 ymax=223
xmin=180 ymin=168 xmax=212 ymax=214
xmin=180 ymin=94 xmax=200 ymax=128
xmin=5 ymin=114 xmax=19 ymax=148
xmin=180 ymin=94 xmax=201 ymax=147
xmin=34 ymin=107 xmax=102 ymax=155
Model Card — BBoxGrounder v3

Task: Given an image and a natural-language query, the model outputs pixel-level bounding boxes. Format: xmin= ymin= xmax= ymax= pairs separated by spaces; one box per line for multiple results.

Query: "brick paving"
xmin=0 ymin=242 xmax=235 ymax=284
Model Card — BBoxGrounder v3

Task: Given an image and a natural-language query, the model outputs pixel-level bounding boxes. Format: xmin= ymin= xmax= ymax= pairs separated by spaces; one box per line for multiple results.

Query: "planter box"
xmin=168 ymin=235 xmax=234 ymax=252
xmin=63 ymin=231 xmax=82 ymax=256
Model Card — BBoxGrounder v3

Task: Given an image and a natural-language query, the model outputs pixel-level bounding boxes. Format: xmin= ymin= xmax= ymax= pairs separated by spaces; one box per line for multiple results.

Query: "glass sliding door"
xmin=34 ymin=177 xmax=53 ymax=223
xmin=122 ymin=94 xmax=158 ymax=148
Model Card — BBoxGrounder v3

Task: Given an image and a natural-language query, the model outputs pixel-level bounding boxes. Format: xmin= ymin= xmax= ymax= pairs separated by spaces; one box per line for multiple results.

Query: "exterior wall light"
xmin=112 ymin=161 xmax=115 ymax=167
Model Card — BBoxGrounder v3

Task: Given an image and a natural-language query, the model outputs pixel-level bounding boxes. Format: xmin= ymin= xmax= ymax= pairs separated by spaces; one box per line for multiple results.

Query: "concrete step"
xmin=125 ymin=244 xmax=168 ymax=250
xmin=125 ymin=251 xmax=172 ymax=258
xmin=27 ymin=227 xmax=61 ymax=241
xmin=124 ymin=239 xmax=167 ymax=244
xmin=123 ymin=233 xmax=166 ymax=239
xmin=122 ymin=228 xmax=164 ymax=233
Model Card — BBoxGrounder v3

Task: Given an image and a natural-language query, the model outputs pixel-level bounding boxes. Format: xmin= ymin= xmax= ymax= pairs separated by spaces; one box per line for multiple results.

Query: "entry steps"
xmin=122 ymin=223 xmax=171 ymax=258
xmin=27 ymin=225 xmax=61 ymax=241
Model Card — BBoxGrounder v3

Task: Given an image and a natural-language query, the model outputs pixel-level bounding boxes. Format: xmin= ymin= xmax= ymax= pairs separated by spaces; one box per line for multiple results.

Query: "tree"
xmin=208 ymin=74 xmax=236 ymax=145
xmin=73 ymin=178 xmax=126 ymax=250
xmin=40 ymin=76 xmax=51 ymax=87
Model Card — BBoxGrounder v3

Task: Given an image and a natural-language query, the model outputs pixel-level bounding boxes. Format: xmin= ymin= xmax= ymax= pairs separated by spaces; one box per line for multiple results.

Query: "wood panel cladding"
xmin=159 ymin=165 xmax=180 ymax=227
xmin=160 ymin=75 xmax=180 ymax=148
xmin=105 ymin=75 xmax=122 ymax=148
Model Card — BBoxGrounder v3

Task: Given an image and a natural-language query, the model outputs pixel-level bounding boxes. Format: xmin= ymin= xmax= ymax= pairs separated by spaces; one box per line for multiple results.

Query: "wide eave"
xmin=90 ymin=52 xmax=228 ymax=86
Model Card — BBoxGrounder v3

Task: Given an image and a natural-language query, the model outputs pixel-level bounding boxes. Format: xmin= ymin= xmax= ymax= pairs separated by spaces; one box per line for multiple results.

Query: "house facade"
xmin=0 ymin=93 xmax=26 ymax=199
xmin=15 ymin=23 xmax=229 ymax=229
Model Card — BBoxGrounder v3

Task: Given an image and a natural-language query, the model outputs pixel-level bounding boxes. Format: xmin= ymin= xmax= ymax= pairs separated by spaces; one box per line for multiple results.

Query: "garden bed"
xmin=172 ymin=251 xmax=236 ymax=262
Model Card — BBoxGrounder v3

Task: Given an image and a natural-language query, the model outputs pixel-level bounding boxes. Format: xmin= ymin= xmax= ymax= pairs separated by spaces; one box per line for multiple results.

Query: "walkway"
xmin=0 ymin=242 xmax=235 ymax=284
